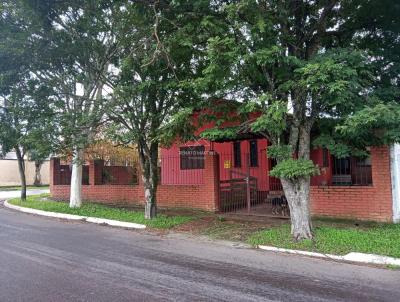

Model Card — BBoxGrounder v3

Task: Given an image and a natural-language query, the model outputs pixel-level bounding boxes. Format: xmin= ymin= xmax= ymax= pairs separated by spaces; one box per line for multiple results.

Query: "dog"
xmin=271 ymin=195 xmax=289 ymax=216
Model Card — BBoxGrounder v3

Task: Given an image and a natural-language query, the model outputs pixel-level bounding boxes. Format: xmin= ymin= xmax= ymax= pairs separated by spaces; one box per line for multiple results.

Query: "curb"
xmin=258 ymin=245 xmax=400 ymax=266
xmin=3 ymin=200 xmax=146 ymax=230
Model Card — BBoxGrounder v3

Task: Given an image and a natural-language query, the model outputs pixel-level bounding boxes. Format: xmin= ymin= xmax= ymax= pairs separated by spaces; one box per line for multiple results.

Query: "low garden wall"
xmin=310 ymin=147 xmax=393 ymax=222
xmin=50 ymin=147 xmax=395 ymax=221
xmin=50 ymin=154 xmax=219 ymax=211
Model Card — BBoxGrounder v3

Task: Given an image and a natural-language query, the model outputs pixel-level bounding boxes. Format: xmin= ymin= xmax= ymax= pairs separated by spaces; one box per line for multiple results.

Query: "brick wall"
xmin=310 ymin=147 xmax=393 ymax=222
xmin=50 ymin=147 xmax=395 ymax=221
xmin=50 ymin=153 xmax=220 ymax=211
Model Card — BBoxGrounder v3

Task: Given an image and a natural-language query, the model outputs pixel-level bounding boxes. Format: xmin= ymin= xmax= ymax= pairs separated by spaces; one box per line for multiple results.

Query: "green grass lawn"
xmin=8 ymin=194 xmax=194 ymax=229
xmin=0 ymin=185 xmax=49 ymax=191
xmin=248 ymin=222 xmax=400 ymax=258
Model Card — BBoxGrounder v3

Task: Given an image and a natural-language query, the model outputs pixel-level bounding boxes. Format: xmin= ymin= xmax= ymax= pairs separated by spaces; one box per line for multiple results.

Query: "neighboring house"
xmin=0 ymin=151 xmax=50 ymax=186
xmin=49 ymin=107 xmax=400 ymax=223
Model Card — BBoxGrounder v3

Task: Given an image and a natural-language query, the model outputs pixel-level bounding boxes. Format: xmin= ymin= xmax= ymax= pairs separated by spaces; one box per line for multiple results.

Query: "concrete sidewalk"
xmin=0 ymin=189 xmax=49 ymax=199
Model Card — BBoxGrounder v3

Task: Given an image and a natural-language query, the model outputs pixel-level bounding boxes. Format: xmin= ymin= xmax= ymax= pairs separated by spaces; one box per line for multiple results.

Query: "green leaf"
xmin=267 ymin=144 xmax=292 ymax=161
xmin=250 ymin=101 xmax=287 ymax=138
xmin=200 ymin=127 xmax=240 ymax=141
xmin=270 ymin=159 xmax=319 ymax=179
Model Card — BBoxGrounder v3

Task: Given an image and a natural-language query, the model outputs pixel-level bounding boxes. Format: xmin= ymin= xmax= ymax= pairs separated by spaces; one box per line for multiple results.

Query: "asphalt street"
xmin=0 ymin=203 xmax=399 ymax=302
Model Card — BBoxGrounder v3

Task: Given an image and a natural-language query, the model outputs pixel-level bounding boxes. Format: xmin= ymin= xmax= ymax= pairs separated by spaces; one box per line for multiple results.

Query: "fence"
xmin=54 ymin=162 xmax=138 ymax=186
xmin=102 ymin=166 xmax=139 ymax=185
xmin=217 ymin=151 xmax=286 ymax=216
xmin=331 ymin=156 xmax=372 ymax=186
xmin=160 ymin=155 xmax=204 ymax=185
xmin=50 ymin=154 xmax=219 ymax=211
xmin=218 ymin=151 xmax=269 ymax=191
xmin=58 ymin=164 xmax=89 ymax=185
xmin=50 ymin=146 xmax=395 ymax=222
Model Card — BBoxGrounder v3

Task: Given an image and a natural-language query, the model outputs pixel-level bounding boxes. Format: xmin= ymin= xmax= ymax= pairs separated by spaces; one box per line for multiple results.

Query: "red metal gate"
xmin=218 ymin=151 xmax=288 ymax=217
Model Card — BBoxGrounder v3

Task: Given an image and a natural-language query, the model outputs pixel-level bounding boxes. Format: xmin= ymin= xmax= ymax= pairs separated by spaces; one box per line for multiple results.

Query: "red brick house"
xmin=50 ymin=107 xmax=400 ymax=223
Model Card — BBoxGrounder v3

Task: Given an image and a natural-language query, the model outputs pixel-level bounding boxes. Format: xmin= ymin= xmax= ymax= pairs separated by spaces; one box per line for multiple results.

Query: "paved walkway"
xmin=0 ymin=189 xmax=49 ymax=200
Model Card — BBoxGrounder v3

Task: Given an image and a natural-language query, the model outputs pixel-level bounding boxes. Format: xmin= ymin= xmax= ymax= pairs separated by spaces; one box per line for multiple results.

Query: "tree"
xmin=334 ymin=0 xmax=400 ymax=141
xmin=26 ymin=0 xmax=125 ymax=207
xmin=28 ymin=131 xmax=54 ymax=186
xmin=0 ymin=0 xmax=53 ymax=199
xmin=0 ymin=74 xmax=52 ymax=199
xmin=108 ymin=0 xmax=220 ymax=219
xmin=196 ymin=0 xmax=400 ymax=240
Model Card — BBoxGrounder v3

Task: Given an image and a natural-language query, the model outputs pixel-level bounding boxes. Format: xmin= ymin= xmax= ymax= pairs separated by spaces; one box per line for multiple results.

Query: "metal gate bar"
xmin=218 ymin=151 xmax=288 ymax=217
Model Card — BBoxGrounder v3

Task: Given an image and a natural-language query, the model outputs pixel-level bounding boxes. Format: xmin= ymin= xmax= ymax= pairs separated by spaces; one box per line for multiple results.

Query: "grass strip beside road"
xmin=8 ymin=195 xmax=194 ymax=229
xmin=8 ymin=195 xmax=400 ymax=259
xmin=0 ymin=185 xmax=49 ymax=191
xmin=248 ymin=223 xmax=400 ymax=258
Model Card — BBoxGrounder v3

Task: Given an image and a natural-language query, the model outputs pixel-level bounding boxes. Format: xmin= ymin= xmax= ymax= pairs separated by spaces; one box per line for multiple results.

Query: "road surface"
xmin=0 ymin=204 xmax=399 ymax=302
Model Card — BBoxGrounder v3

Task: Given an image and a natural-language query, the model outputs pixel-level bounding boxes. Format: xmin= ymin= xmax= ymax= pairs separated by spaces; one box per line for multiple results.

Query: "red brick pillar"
xmin=370 ymin=146 xmax=393 ymax=221
xmin=204 ymin=152 xmax=220 ymax=211
xmin=50 ymin=157 xmax=60 ymax=187
xmin=89 ymin=160 xmax=104 ymax=185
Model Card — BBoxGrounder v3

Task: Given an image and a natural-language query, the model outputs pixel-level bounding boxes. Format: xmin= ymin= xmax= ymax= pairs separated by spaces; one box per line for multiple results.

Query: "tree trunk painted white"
xmin=69 ymin=148 xmax=84 ymax=208
xmin=277 ymin=123 xmax=314 ymax=240
xmin=143 ymin=176 xmax=157 ymax=219
xmin=281 ymin=177 xmax=313 ymax=240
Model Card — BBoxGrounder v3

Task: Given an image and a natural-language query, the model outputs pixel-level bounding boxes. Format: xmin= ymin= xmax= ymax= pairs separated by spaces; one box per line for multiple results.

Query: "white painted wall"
xmin=0 ymin=160 xmax=50 ymax=186
xmin=390 ymin=144 xmax=400 ymax=223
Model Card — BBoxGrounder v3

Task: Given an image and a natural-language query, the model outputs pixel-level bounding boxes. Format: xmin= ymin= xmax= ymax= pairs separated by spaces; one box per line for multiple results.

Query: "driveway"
xmin=0 ymin=206 xmax=399 ymax=302
xmin=0 ymin=188 xmax=49 ymax=199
